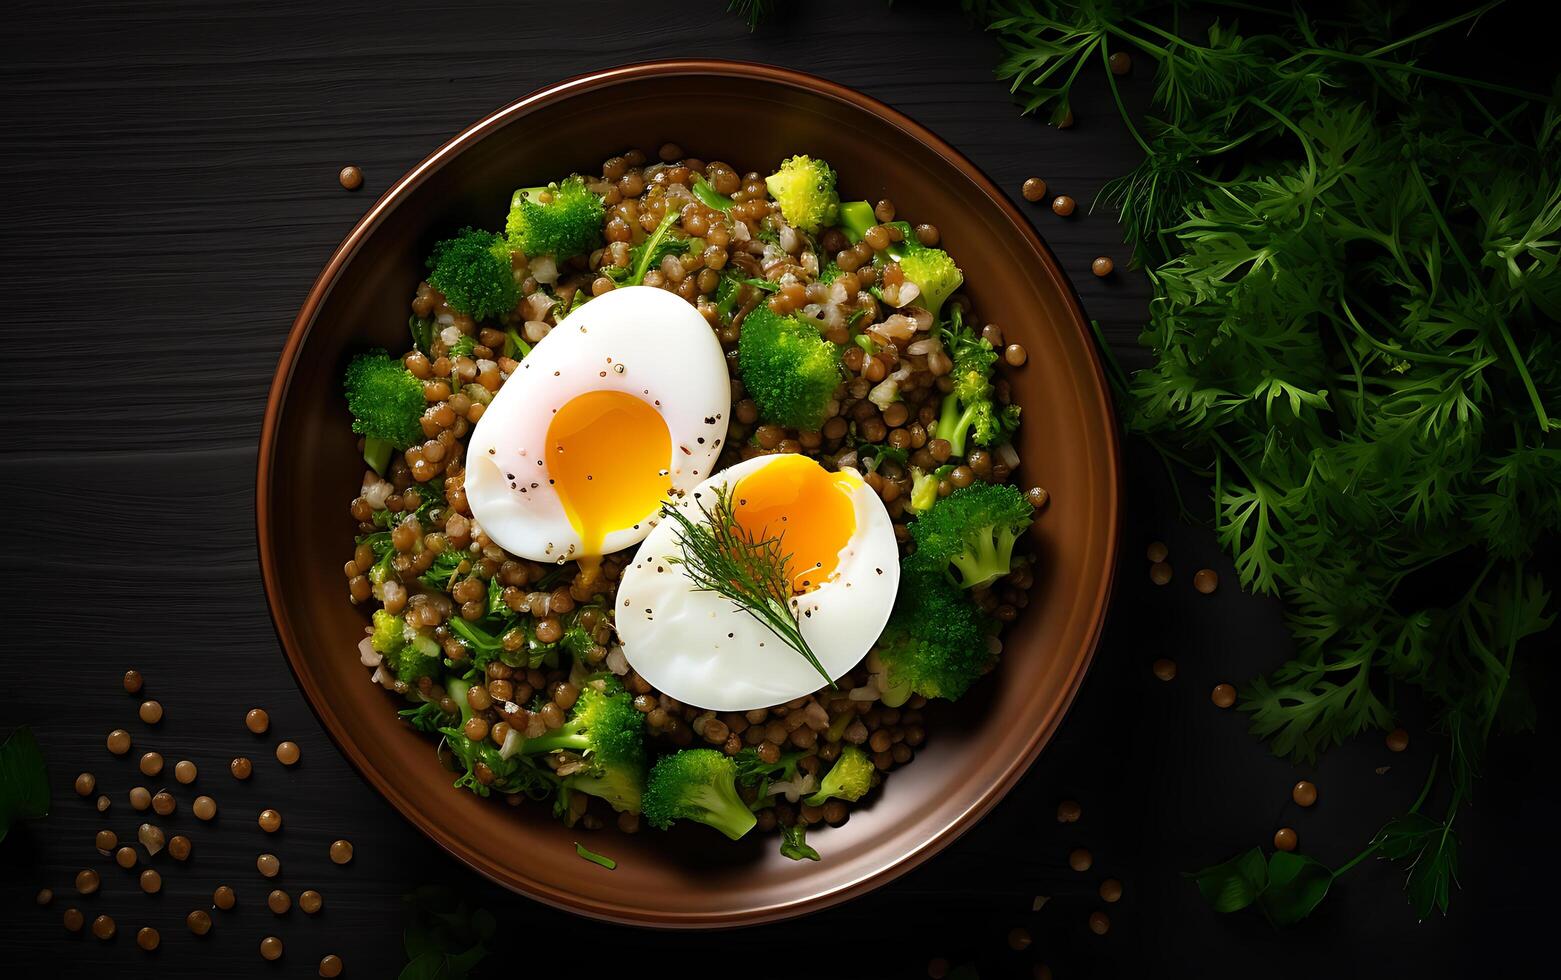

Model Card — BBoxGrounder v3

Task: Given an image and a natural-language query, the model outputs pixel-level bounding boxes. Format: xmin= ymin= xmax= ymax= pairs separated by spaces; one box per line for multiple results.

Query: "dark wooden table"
xmin=3 ymin=1 xmax=1553 ymax=976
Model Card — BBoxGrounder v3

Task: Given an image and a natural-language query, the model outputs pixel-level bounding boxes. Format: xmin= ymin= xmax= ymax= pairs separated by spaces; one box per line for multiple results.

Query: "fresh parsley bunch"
xmin=968 ymin=0 xmax=1560 ymax=919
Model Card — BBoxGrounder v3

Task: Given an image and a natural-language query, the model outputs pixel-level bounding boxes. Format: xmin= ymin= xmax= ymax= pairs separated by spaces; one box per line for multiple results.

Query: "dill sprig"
xmin=662 ymin=483 xmax=835 ymax=688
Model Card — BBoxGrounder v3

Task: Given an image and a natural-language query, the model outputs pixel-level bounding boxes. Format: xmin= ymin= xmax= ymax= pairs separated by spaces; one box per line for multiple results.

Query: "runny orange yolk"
xmin=732 ymin=455 xmax=858 ymax=594
xmin=546 ymin=390 xmax=671 ymax=560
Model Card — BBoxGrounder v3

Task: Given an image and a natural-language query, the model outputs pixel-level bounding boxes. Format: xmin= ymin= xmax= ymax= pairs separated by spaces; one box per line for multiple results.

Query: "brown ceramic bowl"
xmin=258 ymin=60 xmax=1119 ymax=927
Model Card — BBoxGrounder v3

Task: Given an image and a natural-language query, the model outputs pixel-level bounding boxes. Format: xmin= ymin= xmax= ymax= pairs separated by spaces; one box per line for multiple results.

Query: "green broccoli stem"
xmin=690 ymin=174 xmax=735 ymax=213
xmin=691 ymin=783 xmax=759 ymax=840
xmin=503 ymin=327 xmax=533 ymax=360
xmin=363 ymin=435 xmax=393 ymax=476
xmin=879 ymin=675 xmax=912 ymax=708
xmin=519 ymin=720 xmax=589 ymax=756
xmin=838 ymin=200 xmax=908 ymax=259
xmin=950 ymin=526 xmax=1020 ymax=590
xmin=934 ymin=392 xmax=978 ymax=457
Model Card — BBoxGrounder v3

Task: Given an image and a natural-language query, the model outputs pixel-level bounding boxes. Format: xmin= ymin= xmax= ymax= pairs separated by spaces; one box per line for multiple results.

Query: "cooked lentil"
xmin=63 ymin=907 xmax=85 ymax=932
xmin=115 ymin=846 xmax=138 ymax=869
xmin=267 ymin=889 xmax=291 ymax=914
xmin=1099 ymin=878 xmax=1123 ymax=902
xmin=1149 ymin=561 xmax=1173 ymax=585
xmin=1021 ymin=177 xmax=1048 ymax=201
xmin=213 ymin=885 xmax=236 ymax=910
xmin=1109 ymin=51 xmax=1132 ymax=74
xmin=1056 ymin=799 xmax=1082 ymax=823
xmin=230 ymin=756 xmax=253 ymax=780
xmin=1068 ymin=846 xmax=1093 ymax=872
xmin=152 ymin=790 xmax=176 ymax=816
xmin=75 ymin=869 xmax=100 ymax=895
xmin=1088 ymin=910 xmax=1111 ymax=935
xmin=245 ymin=708 xmax=270 ymax=734
xmin=92 ymin=914 xmax=116 ymax=940
xmin=193 ymin=795 xmax=217 ymax=820
xmin=329 ymin=839 xmax=353 ymax=864
xmin=259 ymin=808 xmax=282 ymax=833
xmin=123 ymin=669 xmax=144 ymax=694
xmin=140 ymin=869 xmax=161 ymax=894
xmin=36 ymin=887 xmax=53 ymax=906
xmin=129 ymin=786 xmax=151 ymax=811
xmin=138 ymin=700 xmax=163 ymax=724
xmin=299 ymin=889 xmax=323 ymax=914
xmin=1292 ymin=780 xmax=1318 ymax=807
xmin=1386 ymin=727 xmax=1410 ymax=752
xmin=260 ymin=936 xmax=284 ymax=961
xmin=1051 ymin=195 xmax=1076 ymax=216
xmin=96 ymin=794 xmax=111 ymax=812
xmin=320 ymin=954 xmax=344 ymax=978
xmin=1091 ymin=256 xmax=1114 ymax=277
xmin=74 ymin=772 xmax=95 ymax=796
xmin=107 ymin=729 xmax=131 ymax=755
xmin=1152 ymin=658 xmax=1177 ymax=681
xmin=169 ymin=835 xmax=192 ymax=861
xmin=1274 ymin=827 xmax=1298 ymax=851
xmin=1211 ymin=683 xmax=1237 ymax=708
xmin=139 ymin=752 xmax=163 ymax=777
xmin=339 ymin=165 xmax=363 ymax=191
xmin=257 ymin=853 xmax=280 ymax=877
xmin=1146 ymin=541 xmax=1168 ymax=563
xmin=1008 ymin=926 xmax=1032 ymax=950
xmin=174 ymin=759 xmax=198 ymax=784
xmin=276 ymin=741 xmax=301 ymax=766
xmin=1192 ymin=568 xmax=1219 ymax=594
xmin=95 ymin=829 xmax=117 ymax=852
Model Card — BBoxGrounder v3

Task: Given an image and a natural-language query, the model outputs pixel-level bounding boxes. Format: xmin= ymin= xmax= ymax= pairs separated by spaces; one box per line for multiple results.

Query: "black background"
xmin=2 ymin=1 xmax=1555 ymax=977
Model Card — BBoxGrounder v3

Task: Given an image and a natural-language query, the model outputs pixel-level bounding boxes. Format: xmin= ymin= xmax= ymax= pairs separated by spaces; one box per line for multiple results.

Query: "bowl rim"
xmin=257 ymin=58 xmax=1121 ymax=928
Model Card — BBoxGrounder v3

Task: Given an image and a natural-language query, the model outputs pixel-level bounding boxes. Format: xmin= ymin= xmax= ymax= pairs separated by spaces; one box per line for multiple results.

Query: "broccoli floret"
xmin=875 ymin=553 xmax=997 ymax=705
xmin=897 ymin=245 xmax=963 ymax=322
xmin=911 ymin=482 xmax=1033 ymax=589
xmin=398 ymin=700 xmax=453 ymax=733
xmin=909 ymin=467 xmax=940 ymax=513
xmin=764 ymin=155 xmax=840 ymax=233
xmin=642 ymin=749 xmax=757 ymax=840
xmin=839 ymin=201 xmax=963 ymax=320
xmin=803 ymin=745 xmax=876 ymax=805
xmin=931 ymin=311 xmax=1020 ymax=456
xmin=438 ymin=678 xmax=559 ymax=800
xmin=565 ymin=763 xmax=644 ymax=815
xmin=344 ymin=350 xmax=425 ymax=473
xmin=426 ymin=228 xmax=519 ymax=321
xmin=522 ymin=686 xmax=645 ymax=771
xmin=370 ymin=608 xmax=439 ymax=683
xmin=369 ymin=608 xmax=403 ymax=655
xmin=737 ymin=304 xmax=842 ymax=430
xmin=505 ymin=176 xmax=605 ymax=260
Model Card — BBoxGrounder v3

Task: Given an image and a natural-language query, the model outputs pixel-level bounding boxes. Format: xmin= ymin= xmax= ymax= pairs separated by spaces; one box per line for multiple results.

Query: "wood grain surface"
xmin=2 ymin=1 xmax=1552 ymax=977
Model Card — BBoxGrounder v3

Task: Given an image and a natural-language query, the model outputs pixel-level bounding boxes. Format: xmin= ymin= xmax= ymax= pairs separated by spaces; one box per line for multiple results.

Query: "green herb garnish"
xmin=973 ymin=0 xmax=1559 ymax=921
xmin=574 ymin=841 xmax=616 ymax=870
xmin=662 ymin=483 xmax=834 ymax=687
xmin=779 ymin=823 xmax=821 ymax=862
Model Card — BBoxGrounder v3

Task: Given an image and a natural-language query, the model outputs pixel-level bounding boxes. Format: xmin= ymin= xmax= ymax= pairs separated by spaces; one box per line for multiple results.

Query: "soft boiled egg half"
xmin=616 ymin=453 xmax=901 ymax=711
xmin=464 ymin=285 xmax=730 ymax=564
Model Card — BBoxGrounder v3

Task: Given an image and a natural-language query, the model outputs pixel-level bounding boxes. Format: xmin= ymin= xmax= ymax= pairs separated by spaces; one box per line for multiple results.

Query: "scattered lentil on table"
xmin=1152 ymin=658 xmax=1177 ymax=681
xmin=230 ymin=756 xmax=253 ymax=780
xmin=1056 ymin=799 xmax=1082 ymax=823
xmin=1274 ymin=827 xmax=1299 ymax=851
xmin=299 ymin=889 xmax=323 ymax=914
xmin=260 ymin=936 xmax=284 ymax=961
xmin=267 ymin=889 xmax=291 ymax=915
xmin=115 ymin=846 xmax=137 ymax=869
xmin=1088 ymin=910 xmax=1111 ymax=935
xmin=1068 ymin=847 xmax=1093 ymax=872
xmin=338 ymin=165 xmax=362 ymax=191
xmin=259 ymin=808 xmax=283 ymax=832
xmin=245 ymin=708 xmax=270 ymax=734
xmin=1386 ymin=728 xmax=1410 ymax=752
xmin=276 ymin=741 xmax=301 ymax=766
xmin=257 ymin=853 xmax=280 ymax=877
xmin=106 ymin=730 xmax=131 ymax=755
xmin=138 ymin=700 xmax=163 ymax=724
xmin=319 ymin=954 xmax=345 ymax=978
xmin=175 ymin=759 xmax=198 ymax=784
xmin=1091 ymin=256 xmax=1114 ymax=277
xmin=139 ymin=752 xmax=163 ymax=777
xmin=187 ymin=909 xmax=212 ymax=936
xmin=1192 ymin=568 xmax=1219 ymax=594
xmin=1292 ymin=780 xmax=1318 ymax=807
xmin=139 ymin=869 xmax=161 ymax=894
xmin=91 ymin=915 xmax=116 ymax=941
xmin=329 ymin=839 xmax=353 ymax=865
xmin=36 ymin=888 xmax=53 ymax=906
xmin=1108 ymin=50 xmax=1132 ymax=74
xmin=1021 ymin=177 xmax=1048 ymax=201
xmin=1210 ymin=683 xmax=1236 ymax=708
xmin=1099 ymin=878 xmax=1123 ymax=903
xmin=193 ymin=795 xmax=217 ymax=820
xmin=62 ymin=908 xmax=84 ymax=932
xmin=122 ymin=669 xmax=144 ymax=694
xmin=213 ymin=885 xmax=236 ymax=910
xmin=1051 ymin=194 xmax=1076 ymax=216
xmin=1149 ymin=561 xmax=1173 ymax=585
xmin=168 ymin=834 xmax=192 ymax=861
xmin=74 ymin=772 xmax=95 ymax=797
xmin=95 ymin=829 xmax=116 ymax=852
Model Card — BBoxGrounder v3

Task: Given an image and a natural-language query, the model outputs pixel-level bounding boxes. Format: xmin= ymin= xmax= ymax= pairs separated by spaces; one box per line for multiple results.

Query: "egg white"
xmin=616 ymin=453 xmax=902 ymax=711
xmin=464 ymin=286 xmax=730 ymax=563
